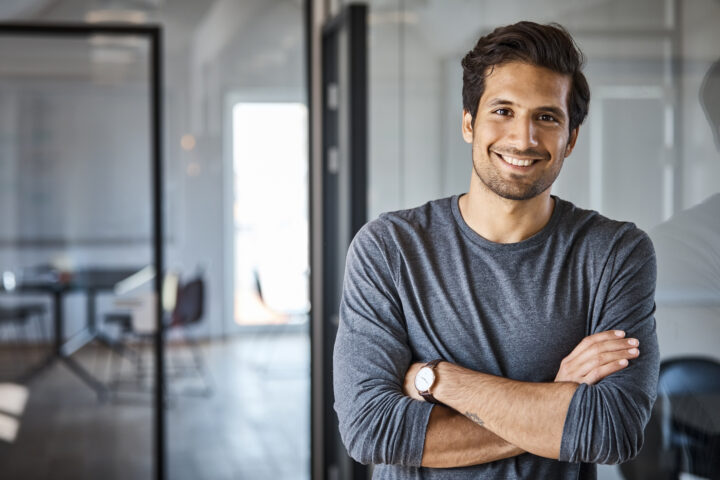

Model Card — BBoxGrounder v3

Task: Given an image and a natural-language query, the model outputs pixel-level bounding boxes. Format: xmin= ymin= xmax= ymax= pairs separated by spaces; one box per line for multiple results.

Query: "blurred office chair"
xmin=0 ymin=303 xmax=47 ymax=379
xmin=0 ymin=304 xmax=46 ymax=345
xmin=620 ymin=357 xmax=720 ymax=480
xmin=105 ymin=274 xmax=212 ymax=397
xmin=164 ymin=276 xmax=212 ymax=395
xmin=104 ymin=272 xmax=176 ymax=388
xmin=659 ymin=357 xmax=720 ymax=479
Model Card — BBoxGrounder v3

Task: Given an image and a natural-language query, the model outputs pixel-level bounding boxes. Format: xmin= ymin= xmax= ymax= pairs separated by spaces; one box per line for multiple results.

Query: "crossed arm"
xmin=403 ymin=330 xmax=642 ymax=467
xmin=334 ymin=223 xmax=659 ymax=468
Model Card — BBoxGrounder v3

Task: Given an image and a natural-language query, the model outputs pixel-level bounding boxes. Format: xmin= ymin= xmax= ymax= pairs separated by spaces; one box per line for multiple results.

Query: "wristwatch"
xmin=414 ymin=359 xmax=443 ymax=404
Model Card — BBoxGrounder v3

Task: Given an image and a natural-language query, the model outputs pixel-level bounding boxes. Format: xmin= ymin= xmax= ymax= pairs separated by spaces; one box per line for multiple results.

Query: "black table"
xmin=7 ymin=267 xmax=143 ymax=399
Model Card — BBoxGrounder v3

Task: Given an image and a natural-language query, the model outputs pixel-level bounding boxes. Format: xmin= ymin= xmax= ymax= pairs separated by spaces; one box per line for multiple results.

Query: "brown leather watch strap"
xmin=418 ymin=359 xmax=443 ymax=404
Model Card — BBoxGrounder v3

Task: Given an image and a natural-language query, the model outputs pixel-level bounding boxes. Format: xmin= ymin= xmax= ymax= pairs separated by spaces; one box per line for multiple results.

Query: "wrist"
xmin=405 ymin=363 xmax=424 ymax=400
xmin=432 ymin=360 xmax=457 ymax=403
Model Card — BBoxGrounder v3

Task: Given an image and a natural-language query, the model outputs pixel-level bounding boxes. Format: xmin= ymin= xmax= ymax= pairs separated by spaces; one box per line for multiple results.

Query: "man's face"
xmin=462 ymin=61 xmax=578 ymax=201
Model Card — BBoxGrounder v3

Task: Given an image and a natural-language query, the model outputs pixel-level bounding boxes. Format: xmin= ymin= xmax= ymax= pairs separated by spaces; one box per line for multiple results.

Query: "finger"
xmin=564 ymin=330 xmax=625 ymax=361
xmin=582 ymin=357 xmax=633 ymax=385
xmin=572 ymin=338 xmax=640 ymax=368
xmin=563 ymin=330 xmax=626 ymax=363
xmin=574 ymin=348 xmax=640 ymax=378
xmin=569 ymin=337 xmax=640 ymax=370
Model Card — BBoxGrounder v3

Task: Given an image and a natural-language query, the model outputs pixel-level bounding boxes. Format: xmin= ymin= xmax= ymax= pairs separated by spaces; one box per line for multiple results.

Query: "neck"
xmin=459 ymin=177 xmax=556 ymax=244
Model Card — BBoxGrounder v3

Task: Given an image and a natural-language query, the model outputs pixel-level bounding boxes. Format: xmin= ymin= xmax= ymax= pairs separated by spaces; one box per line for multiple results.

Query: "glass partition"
xmin=0 ymin=2 xmax=311 ymax=479
xmin=167 ymin=2 xmax=309 ymax=478
xmin=0 ymin=30 xmax=156 ymax=478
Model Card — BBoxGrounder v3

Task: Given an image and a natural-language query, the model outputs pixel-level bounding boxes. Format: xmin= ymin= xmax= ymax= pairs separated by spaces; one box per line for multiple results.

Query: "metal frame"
xmin=311 ymin=4 xmax=368 ymax=479
xmin=306 ymin=1 xmax=323 ymax=479
xmin=0 ymin=22 xmax=165 ymax=480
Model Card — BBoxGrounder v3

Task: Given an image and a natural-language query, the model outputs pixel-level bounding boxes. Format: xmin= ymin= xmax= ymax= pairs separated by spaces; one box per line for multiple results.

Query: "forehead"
xmin=480 ymin=61 xmax=572 ymax=111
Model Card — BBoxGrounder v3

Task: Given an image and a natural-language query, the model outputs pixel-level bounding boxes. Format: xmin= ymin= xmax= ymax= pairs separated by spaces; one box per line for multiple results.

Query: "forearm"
xmin=433 ymin=362 xmax=578 ymax=459
xmin=422 ymin=405 xmax=524 ymax=467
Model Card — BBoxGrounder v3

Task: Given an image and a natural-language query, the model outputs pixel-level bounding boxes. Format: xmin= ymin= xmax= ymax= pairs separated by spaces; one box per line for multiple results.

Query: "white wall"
xmin=368 ymin=15 xmax=444 ymax=218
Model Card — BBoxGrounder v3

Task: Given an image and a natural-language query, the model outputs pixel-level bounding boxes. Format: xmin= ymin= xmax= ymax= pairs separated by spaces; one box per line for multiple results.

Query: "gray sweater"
xmin=333 ymin=195 xmax=660 ymax=479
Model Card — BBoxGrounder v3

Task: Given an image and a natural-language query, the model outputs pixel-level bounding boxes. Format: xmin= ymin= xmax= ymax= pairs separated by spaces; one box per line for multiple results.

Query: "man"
xmin=333 ymin=21 xmax=659 ymax=479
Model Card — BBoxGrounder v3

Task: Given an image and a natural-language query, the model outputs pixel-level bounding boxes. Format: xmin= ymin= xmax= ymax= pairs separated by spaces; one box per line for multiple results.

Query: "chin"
xmin=489 ymin=182 xmax=552 ymax=201
xmin=496 ymin=191 xmax=541 ymax=201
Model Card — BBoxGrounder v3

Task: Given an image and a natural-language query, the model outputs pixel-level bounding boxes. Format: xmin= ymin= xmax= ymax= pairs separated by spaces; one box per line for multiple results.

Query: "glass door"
xmin=0 ymin=24 xmax=163 ymax=480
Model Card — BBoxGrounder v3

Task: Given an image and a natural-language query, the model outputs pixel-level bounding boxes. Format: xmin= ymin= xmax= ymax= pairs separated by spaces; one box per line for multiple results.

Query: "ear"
xmin=564 ymin=127 xmax=579 ymax=157
xmin=462 ymin=109 xmax=474 ymax=144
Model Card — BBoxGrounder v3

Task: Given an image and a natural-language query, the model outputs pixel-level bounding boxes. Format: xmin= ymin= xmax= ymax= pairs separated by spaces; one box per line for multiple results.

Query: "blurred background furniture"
xmin=106 ymin=273 xmax=212 ymax=397
xmin=0 ymin=303 xmax=47 ymax=378
xmin=0 ymin=303 xmax=46 ymax=345
xmin=1 ymin=266 xmax=142 ymax=398
xmin=620 ymin=356 xmax=720 ymax=480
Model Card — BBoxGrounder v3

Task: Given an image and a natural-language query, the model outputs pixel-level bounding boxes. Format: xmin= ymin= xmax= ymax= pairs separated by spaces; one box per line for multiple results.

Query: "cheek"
xmin=555 ymin=139 xmax=571 ymax=158
xmin=539 ymin=131 xmax=569 ymax=157
xmin=473 ymin=123 xmax=505 ymax=150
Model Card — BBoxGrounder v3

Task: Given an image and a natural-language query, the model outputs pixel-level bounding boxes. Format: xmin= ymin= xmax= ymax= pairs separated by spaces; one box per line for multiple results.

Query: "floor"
xmin=0 ymin=329 xmax=310 ymax=480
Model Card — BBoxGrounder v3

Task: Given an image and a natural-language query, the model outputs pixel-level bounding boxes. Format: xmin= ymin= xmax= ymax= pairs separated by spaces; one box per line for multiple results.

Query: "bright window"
xmin=232 ymin=102 xmax=309 ymax=325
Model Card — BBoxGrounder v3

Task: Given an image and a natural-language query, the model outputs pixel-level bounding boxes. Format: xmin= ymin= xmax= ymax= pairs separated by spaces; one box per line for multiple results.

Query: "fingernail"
xmin=615 ymin=330 xmax=625 ymax=337
xmin=628 ymin=348 xmax=638 ymax=355
xmin=619 ymin=359 xmax=628 ymax=366
xmin=628 ymin=339 xmax=639 ymax=346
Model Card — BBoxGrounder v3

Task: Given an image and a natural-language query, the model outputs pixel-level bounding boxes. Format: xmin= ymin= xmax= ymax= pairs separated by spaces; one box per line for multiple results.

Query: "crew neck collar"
xmin=450 ymin=194 xmax=564 ymax=250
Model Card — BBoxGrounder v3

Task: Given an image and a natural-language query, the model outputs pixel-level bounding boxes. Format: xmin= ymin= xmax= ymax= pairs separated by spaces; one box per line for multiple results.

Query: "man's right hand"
xmin=554 ymin=330 xmax=640 ymax=385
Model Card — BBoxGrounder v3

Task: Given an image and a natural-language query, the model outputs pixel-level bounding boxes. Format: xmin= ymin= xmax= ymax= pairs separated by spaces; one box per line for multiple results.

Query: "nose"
xmin=509 ymin=114 xmax=538 ymax=149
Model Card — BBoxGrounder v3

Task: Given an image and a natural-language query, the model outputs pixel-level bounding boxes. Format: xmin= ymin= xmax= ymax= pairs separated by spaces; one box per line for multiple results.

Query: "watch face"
xmin=414 ymin=366 xmax=435 ymax=391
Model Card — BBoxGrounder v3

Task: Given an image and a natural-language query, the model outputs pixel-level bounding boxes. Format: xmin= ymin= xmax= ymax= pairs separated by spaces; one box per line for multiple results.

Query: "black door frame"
xmin=0 ymin=22 xmax=166 ymax=480
xmin=309 ymin=3 xmax=368 ymax=479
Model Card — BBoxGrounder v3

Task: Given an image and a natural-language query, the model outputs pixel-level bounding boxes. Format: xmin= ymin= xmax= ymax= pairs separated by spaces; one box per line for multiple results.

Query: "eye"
xmin=538 ymin=113 xmax=558 ymax=122
xmin=493 ymin=108 xmax=511 ymax=116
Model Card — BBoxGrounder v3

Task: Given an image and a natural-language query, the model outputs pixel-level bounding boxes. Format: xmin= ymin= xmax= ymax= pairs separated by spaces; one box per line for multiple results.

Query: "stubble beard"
xmin=472 ymin=151 xmax=562 ymax=201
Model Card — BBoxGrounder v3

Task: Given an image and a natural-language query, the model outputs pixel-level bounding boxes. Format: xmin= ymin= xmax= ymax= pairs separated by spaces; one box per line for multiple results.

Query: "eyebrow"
xmin=486 ymin=98 xmax=567 ymax=121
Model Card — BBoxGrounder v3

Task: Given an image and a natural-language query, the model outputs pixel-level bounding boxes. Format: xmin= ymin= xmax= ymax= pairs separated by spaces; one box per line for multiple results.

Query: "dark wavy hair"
xmin=461 ymin=21 xmax=590 ymax=133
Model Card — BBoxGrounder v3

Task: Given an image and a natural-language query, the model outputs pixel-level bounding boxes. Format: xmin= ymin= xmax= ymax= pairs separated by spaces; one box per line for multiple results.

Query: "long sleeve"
xmin=333 ymin=222 xmax=434 ymax=466
xmin=559 ymin=229 xmax=660 ymax=464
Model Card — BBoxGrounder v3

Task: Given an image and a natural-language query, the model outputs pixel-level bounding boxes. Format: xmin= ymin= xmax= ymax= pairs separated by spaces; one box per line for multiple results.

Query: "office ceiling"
xmin=0 ymin=0 xmax=212 ymax=47
xmin=0 ymin=0 xmax=213 ymax=81
xmin=1 ymin=0 xmax=715 ymax=69
xmin=369 ymin=0 xmax=667 ymax=58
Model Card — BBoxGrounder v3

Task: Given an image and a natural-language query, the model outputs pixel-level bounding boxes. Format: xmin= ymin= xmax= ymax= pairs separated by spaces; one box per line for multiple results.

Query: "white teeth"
xmin=500 ymin=155 xmax=534 ymax=167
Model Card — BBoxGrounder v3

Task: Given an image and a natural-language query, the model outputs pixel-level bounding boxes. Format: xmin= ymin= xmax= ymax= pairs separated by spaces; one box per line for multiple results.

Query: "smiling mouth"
xmin=493 ymin=152 xmax=541 ymax=167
